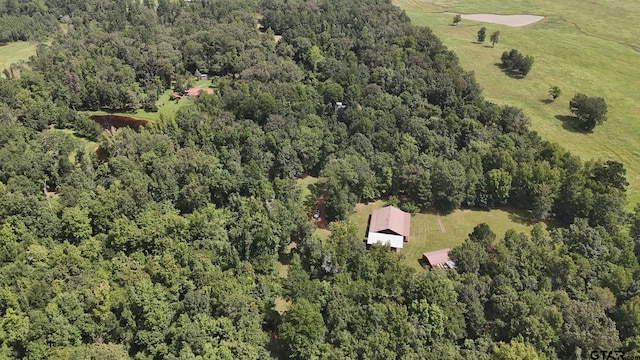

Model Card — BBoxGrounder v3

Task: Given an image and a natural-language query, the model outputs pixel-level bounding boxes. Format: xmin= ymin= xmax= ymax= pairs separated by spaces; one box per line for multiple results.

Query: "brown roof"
xmin=422 ymin=248 xmax=452 ymax=269
xmin=369 ymin=206 xmax=410 ymax=237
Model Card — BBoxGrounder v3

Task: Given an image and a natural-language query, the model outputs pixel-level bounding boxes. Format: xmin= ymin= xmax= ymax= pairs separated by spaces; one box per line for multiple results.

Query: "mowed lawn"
xmin=351 ymin=201 xmax=542 ymax=270
xmin=394 ymin=0 xmax=640 ymax=207
xmin=0 ymin=41 xmax=39 ymax=76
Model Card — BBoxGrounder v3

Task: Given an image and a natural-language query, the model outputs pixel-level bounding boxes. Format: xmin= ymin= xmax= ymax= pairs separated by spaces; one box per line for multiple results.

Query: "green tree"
xmin=61 ymin=207 xmax=92 ymax=244
xmin=450 ymin=239 xmax=486 ymax=274
xmin=477 ymin=27 xmax=487 ymax=43
xmin=560 ymin=300 xmax=621 ymax=356
xmin=492 ymin=340 xmax=544 ymax=360
xmin=431 ymin=159 xmax=467 ymax=213
xmin=569 ymin=93 xmax=608 ymax=131
xmin=453 ymin=14 xmax=462 ymax=25
xmin=307 ymin=45 xmax=325 ymax=71
xmin=469 ymin=223 xmax=497 ymax=248
xmin=501 ymin=49 xmax=535 ymax=76
xmin=486 ymin=168 xmax=512 ymax=206
xmin=280 ymin=298 xmax=327 ymax=360
xmin=490 ymin=31 xmax=500 ymax=48
xmin=618 ymin=295 xmax=640 ymax=337
xmin=549 ymin=85 xmax=561 ymax=101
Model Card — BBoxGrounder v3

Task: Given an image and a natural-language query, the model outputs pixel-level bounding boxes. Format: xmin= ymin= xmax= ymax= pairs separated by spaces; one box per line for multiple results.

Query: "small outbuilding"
xmin=422 ymin=248 xmax=456 ymax=269
xmin=367 ymin=206 xmax=411 ymax=251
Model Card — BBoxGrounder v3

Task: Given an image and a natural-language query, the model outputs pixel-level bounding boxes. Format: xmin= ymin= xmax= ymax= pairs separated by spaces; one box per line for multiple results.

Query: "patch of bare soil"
xmin=311 ymin=195 xmax=329 ymax=230
xmin=445 ymin=12 xmax=545 ymax=27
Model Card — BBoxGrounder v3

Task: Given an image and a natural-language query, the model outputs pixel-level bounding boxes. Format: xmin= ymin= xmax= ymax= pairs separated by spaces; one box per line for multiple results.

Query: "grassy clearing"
xmin=87 ymin=79 xmax=214 ymax=122
xmin=394 ymin=0 xmax=640 ymax=207
xmin=274 ymin=297 xmax=291 ymax=314
xmin=0 ymin=41 xmax=39 ymax=77
xmin=297 ymin=176 xmax=319 ymax=208
xmin=48 ymin=128 xmax=99 ymax=158
xmin=351 ymin=201 xmax=544 ymax=270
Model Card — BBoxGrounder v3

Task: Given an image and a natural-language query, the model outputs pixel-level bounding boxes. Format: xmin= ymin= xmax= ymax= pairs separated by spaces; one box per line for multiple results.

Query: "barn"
xmin=366 ymin=206 xmax=411 ymax=251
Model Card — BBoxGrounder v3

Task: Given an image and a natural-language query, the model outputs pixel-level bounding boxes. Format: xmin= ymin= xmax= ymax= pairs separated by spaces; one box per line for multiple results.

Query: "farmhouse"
xmin=367 ymin=206 xmax=410 ymax=251
xmin=422 ymin=248 xmax=456 ymax=269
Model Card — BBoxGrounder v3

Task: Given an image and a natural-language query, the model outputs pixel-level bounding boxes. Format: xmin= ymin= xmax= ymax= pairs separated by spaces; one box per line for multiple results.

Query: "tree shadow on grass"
xmin=554 ymin=114 xmax=590 ymax=133
xmin=278 ymin=251 xmax=293 ymax=266
xmin=493 ymin=63 xmax=526 ymax=79
xmin=418 ymin=206 xmax=455 ymax=217
xmin=539 ymin=98 xmax=554 ymax=104
xmin=507 ymin=209 xmax=538 ymax=226
xmin=303 ymin=183 xmax=322 ymax=211
xmin=505 ymin=207 xmax=561 ymax=232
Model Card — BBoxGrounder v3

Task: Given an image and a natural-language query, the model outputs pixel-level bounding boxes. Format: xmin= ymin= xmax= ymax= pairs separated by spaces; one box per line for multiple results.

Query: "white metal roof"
xmin=367 ymin=232 xmax=404 ymax=249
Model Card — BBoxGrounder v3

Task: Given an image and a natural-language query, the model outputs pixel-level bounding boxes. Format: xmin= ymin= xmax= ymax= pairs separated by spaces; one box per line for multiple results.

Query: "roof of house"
xmin=186 ymin=87 xmax=214 ymax=96
xmin=422 ymin=248 xmax=455 ymax=269
xmin=369 ymin=206 xmax=411 ymax=237
xmin=367 ymin=232 xmax=404 ymax=249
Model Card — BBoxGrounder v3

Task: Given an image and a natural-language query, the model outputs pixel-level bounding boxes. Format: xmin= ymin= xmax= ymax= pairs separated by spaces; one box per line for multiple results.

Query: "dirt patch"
xmin=437 ymin=218 xmax=446 ymax=233
xmin=445 ymin=12 xmax=544 ymax=27
xmin=311 ymin=195 xmax=329 ymax=230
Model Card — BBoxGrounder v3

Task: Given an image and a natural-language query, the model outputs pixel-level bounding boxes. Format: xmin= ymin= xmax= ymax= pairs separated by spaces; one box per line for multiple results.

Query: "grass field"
xmin=48 ymin=128 xmax=99 ymax=154
xmin=88 ymin=79 xmax=214 ymax=122
xmin=0 ymin=41 xmax=39 ymax=77
xmin=394 ymin=0 xmax=640 ymax=208
xmin=351 ymin=200 xmax=544 ymax=270
xmin=297 ymin=176 xmax=319 ymax=207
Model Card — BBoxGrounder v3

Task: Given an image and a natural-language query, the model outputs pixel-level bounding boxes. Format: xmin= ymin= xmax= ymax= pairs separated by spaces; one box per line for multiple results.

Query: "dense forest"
xmin=1 ymin=0 xmax=640 ymax=358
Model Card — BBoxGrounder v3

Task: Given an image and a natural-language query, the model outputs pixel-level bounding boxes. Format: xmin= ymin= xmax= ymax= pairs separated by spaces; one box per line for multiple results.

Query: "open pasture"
xmin=395 ymin=0 xmax=640 ymax=207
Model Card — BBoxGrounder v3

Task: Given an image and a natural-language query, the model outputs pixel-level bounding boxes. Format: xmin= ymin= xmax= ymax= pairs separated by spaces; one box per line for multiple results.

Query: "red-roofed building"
xmin=422 ymin=248 xmax=456 ymax=269
xmin=367 ymin=206 xmax=411 ymax=251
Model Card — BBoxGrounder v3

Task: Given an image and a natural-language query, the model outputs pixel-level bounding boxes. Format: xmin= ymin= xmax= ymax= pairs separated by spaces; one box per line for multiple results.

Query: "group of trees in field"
xmin=0 ymin=0 xmax=633 ymax=359
xmin=500 ymin=48 xmax=535 ymax=76
xmin=547 ymin=86 xmax=608 ymax=131
xmin=475 ymin=26 xmax=500 ymax=48
xmin=465 ymin=20 xmax=532 ymax=77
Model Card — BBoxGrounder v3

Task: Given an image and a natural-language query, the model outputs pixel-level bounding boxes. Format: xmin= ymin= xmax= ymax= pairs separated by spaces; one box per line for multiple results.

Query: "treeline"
xmin=0 ymin=0 xmax=637 ymax=359
xmin=0 ymin=0 xmax=59 ymax=44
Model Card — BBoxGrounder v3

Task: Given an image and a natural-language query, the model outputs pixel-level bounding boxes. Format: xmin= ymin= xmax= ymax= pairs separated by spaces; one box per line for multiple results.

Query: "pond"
xmin=90 ymin=114 xmax=151 ymax=131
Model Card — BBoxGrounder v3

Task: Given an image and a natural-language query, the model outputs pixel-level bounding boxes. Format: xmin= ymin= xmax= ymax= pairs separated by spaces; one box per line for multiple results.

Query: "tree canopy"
xmin=501 ymin=49 xmax=535 ymax=76
xmin=0 ymin=0 xmax=635 ymax=359
xmin=569 ymin=93 xmax=608 ymax=131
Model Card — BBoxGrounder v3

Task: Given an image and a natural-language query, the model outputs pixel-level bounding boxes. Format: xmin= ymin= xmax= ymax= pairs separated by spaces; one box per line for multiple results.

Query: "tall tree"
xmin=569 ymin=93 xmax=608 ymax=131
xmin=477 ymin=27 xmax=487 ymax=43
xmin=280 ymin=298 xmax=328 ymax=360
xmin=549 ymin=85 xmax=561 ymax=101
xmin=490 ymin=31 xmax=500 ymax=48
